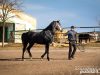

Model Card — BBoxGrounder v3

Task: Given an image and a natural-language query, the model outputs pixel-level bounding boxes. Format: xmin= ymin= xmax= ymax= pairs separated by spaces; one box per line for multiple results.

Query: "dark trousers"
xmin=68 ymin=41 xmax=76 ymax=59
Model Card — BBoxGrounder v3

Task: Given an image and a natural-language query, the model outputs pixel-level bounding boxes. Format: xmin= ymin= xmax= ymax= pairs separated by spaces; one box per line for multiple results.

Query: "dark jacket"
xmin=67 ymin=30 xmax=77 ymax=42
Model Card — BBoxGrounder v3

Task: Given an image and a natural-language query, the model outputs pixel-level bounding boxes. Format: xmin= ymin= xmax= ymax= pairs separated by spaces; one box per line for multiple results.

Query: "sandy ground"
xmin=0 ymin=46 xmax=100 ymax=75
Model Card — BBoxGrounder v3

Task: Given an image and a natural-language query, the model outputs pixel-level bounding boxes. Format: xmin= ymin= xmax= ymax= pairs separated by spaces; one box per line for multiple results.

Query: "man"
xmin=67 ymin=26 xmax=77 ymax=60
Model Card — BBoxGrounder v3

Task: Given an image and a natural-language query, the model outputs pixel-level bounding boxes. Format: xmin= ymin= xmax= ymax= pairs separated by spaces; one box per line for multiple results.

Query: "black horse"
xmin=78 ymin=33 xmax=91 ymax=43
xmin=21 ymin=21 xmax=62 ymax=61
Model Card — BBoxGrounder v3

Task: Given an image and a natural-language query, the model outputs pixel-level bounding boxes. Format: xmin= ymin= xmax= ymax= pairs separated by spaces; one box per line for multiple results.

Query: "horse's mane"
xmin=43 ymin=21 xmax=54 ymax=31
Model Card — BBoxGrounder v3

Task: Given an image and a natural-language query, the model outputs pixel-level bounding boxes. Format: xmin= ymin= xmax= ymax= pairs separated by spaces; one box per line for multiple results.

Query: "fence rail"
xmin=9 ymin=29 xmax=100 ymax=43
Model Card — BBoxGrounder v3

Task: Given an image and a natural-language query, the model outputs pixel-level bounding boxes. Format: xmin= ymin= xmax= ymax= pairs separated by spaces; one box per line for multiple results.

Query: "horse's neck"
xmin=42 ymin=29 xmax=54 ymax=35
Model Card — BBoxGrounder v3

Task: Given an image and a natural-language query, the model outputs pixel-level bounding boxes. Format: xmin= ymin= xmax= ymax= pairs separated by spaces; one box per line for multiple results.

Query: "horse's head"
xmin=43 ymin=20 xmax=62 ymax=34
xmin=53 ymin=20 xmax=62 ymax=31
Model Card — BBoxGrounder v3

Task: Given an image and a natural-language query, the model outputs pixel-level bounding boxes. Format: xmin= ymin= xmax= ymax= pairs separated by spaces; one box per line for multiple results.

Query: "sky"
xmin=23 ymin=0 xmax=100 ymax=32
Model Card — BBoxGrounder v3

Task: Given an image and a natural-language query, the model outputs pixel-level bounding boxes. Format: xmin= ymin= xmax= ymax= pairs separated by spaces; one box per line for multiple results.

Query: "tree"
xmin=0 ymin=0 xmax=22 ymax=47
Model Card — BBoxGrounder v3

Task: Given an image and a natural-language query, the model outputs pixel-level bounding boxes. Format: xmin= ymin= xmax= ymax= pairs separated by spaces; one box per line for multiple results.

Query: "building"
xmin=0 ymin=10 xmax=36 ymax=43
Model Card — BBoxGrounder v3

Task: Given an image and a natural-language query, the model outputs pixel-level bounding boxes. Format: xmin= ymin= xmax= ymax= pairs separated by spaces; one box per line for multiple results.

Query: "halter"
xmin=54 ymin=21 xmax=62 ymax=31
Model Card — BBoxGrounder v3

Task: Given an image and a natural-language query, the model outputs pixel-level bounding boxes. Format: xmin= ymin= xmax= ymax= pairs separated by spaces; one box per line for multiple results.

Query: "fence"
xmin=9 ymin=30 xmax=29 ymax=43
xmin=54 ymin=31 xmax=100 ymax=44
xmin=9 ymin=29 xmax=100 ymax=44
xmin=10 ymin=29 xmax=43 ymax=43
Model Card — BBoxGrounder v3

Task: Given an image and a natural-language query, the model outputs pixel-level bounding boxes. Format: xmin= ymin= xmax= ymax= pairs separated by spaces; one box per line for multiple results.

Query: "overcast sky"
xmin=23 ymin=0 xmax=100 ymax=32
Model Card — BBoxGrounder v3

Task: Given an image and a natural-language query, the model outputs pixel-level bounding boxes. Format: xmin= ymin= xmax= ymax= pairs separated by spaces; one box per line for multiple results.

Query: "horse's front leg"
xmin=46 ymin=44 xmax=50 ymax=61
xmin=41 ymin=44 xmax=50 ymax=61
xmin=41 ymin=45 xmax=47 ymax=59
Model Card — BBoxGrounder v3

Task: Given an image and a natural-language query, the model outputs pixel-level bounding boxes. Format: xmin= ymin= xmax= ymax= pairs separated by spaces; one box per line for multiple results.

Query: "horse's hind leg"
xmin=27 ymin=43 xmax=34 ymax=59
xmin=22 ymin=42 xmax=28 ymax=60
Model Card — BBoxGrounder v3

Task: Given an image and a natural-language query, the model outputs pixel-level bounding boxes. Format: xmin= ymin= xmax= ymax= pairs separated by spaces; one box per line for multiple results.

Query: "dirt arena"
xmin=0 ymin=44 xmax=100 ymax=75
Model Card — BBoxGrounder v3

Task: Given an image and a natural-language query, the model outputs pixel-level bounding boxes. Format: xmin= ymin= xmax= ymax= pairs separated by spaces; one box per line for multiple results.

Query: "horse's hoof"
xmin=48 ymin=59 xmax=50 ymax=61
xmin=22 ymin=59 xmax=26 ymax=61
xmin=30 ymin=57 xmax=33 ymax=61
xmin=47 ymin=58 xmax=50 ymax=61
xmin=41 ymin=58 xmax=43 ymax=61
xmin=41 ymin=56 xmax=44 ymax=59
xmin=22 ymin=58 xmax=24 ymax=61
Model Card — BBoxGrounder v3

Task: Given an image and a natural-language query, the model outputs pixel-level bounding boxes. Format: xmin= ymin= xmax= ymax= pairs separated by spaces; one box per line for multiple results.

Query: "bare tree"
xmin=0 ymin=0 xmax=23 ymax=47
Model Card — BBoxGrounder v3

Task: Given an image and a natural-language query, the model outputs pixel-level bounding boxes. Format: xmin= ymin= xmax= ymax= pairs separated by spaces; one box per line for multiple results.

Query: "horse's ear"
xmin=57 ymin=20 xmax=60 ymax=22
xmin=52 ymin=20 xmax=55 ymax=23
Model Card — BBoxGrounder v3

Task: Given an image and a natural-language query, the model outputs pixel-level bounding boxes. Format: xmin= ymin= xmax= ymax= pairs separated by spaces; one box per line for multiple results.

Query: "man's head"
xmin=71 ymin=26 xmax=75 ymax=30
